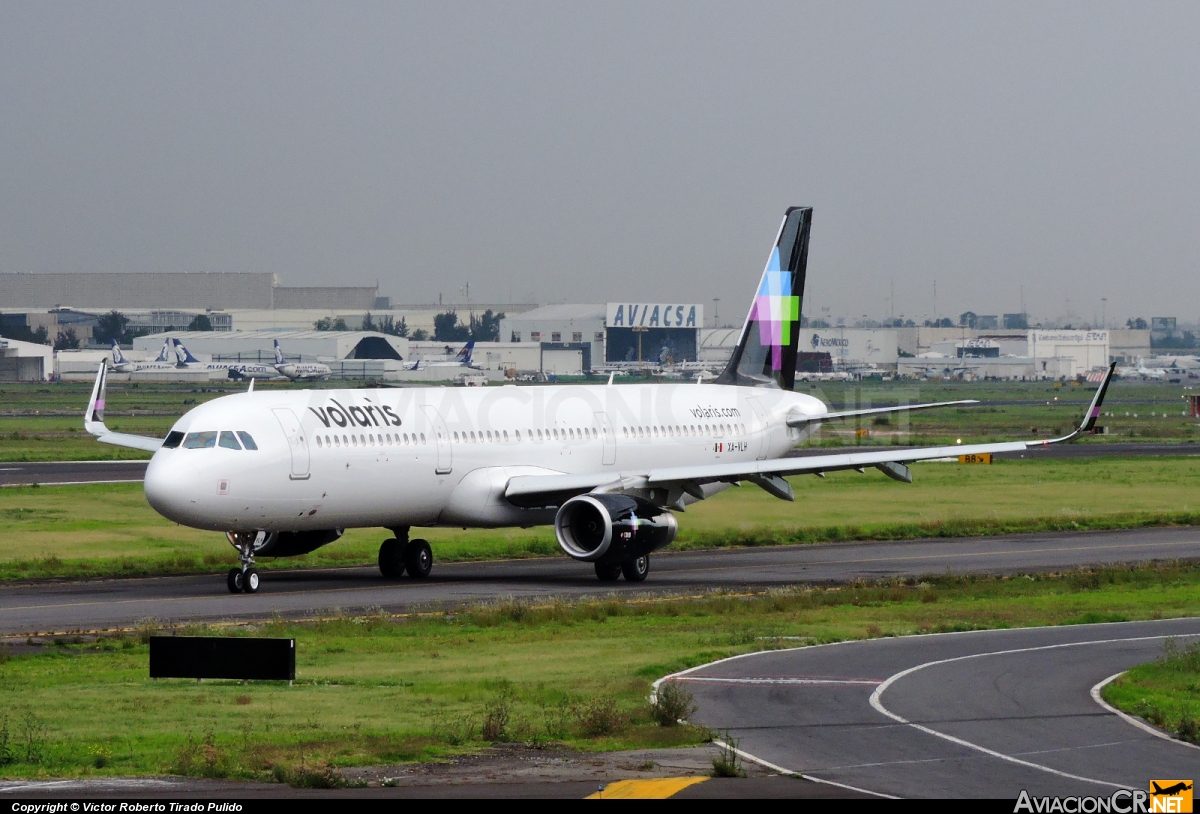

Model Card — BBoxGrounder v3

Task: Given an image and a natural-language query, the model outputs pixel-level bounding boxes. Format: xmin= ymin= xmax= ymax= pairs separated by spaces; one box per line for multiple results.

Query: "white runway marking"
xmin=868 ymin=633 xmax=1200 ymax=789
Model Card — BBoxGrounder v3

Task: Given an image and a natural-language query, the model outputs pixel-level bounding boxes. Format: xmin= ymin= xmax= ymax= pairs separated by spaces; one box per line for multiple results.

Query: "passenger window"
xmin=219 ymin=431 xmax=241 ymax=450
xmin=183 ymin=431 xmax=217 ymax=449
xmin=163 ymin=431 xmax=184 ymax=449
xmin=420 ymin=433 xmax=426 ymax=443
xmin=503 ymin=431 xmax=509 ymax=441
xmin=360 ymin=434 xmax=366 ymax=446
xmin=236 ymin=432 xmax=258 ymax=450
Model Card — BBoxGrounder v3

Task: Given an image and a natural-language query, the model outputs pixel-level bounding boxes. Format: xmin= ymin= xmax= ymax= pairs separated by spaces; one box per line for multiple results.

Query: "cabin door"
xmin=272 ymin=407 xmax=311 ymax=479
xmin=421 ymin=405 xmax=453 ymax=474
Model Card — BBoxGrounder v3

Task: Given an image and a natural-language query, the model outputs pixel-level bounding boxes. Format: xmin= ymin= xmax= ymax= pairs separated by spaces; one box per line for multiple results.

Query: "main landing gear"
xmin=378 ymin=528 xmax=433 ymax=580
xmin=594 ymin=554 xmax=650 ymax=583
xmin=226 ymin=531 xmax=262 ymax=594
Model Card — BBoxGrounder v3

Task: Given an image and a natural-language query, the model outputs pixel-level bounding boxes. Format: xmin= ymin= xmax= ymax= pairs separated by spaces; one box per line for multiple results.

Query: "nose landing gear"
xmin=378 ymin=528 xmax=433 ymax=580
xmin=226 ymin=531 xmax=264 ymax=594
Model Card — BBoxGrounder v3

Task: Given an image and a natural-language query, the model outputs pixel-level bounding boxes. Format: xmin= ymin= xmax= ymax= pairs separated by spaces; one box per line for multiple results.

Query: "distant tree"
xmin=53 ymin=328 xmax=80 ymax=350
xmin=1127 ymin=317 xmax=1149 ymax=330
xmin=958 ymin=311 xmax=978 ymax=329
xmin=469 ymin=309 xmax=505 ymax=342
xmin=95 ymin=311 xmax=130 ymax=345
xmin=937 ymin=317 xmax=953 ymax=328
xmin=375 ymin=315 xmax=410 ymax=337
xmin=434 ymin=311 xmax=471 ymax=342
xmin=187 ymin=314 xmax=213 ymax=331
xmin=412 ymin=328 xmax=429 ymax=341
xmin=0 ymin=322 xmax=49 ymax=344
xmin=361 ymin=312 xmax=376 ymax=332
xmin=810 ymin=318 xmax=831 ymax=329
xmin=313 ymin=317 xmax=348 ymax=331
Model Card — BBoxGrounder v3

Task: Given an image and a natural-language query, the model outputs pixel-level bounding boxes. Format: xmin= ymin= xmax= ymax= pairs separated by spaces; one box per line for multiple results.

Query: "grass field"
xmin=3 ymin=456 xmax=1200 ymax=581
xmin=1101 ymin=638 xmax=1200 ymax=744
xmin=1 ymin=378 xmax=1196 ymax=461
xmin=0 ymin=562 xmax=1196 ymax=781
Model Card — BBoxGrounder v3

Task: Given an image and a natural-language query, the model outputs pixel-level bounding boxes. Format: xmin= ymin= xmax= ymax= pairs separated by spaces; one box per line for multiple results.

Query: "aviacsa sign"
xmin=607 ymin=303 xmax=702 ymax=329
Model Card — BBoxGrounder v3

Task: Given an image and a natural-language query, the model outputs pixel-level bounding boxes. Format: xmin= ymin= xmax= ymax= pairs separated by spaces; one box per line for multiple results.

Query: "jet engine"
xmin=227 ymin=529 xmax=344 ymax=558
xmin=554 ymin=494 xmax=677 ymax=562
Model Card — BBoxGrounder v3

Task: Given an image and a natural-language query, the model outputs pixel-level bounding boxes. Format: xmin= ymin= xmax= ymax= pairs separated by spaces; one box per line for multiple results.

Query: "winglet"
xmin=84 ymin=363 xmax=109 ymax=435
xmin=1079 ymin=362 xmax=1116 ymax=433
xmin=1042 ymin=362 xmax=1116 ymax=444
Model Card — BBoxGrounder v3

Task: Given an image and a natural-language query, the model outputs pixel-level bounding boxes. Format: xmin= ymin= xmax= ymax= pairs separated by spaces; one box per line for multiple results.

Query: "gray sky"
xmin=3 ymin=2 xmax=1198 ymax=326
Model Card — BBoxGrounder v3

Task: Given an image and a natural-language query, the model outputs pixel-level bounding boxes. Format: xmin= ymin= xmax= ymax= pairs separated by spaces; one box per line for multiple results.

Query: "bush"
xmin=711 ymin=732 xmax=745 ymax=778
xmin=481 ymin=692 xmax=512 ymax=741
xmin=575 ymin=696 xmax=626 ymax=737
xmin=1178 ymin=717 xmax=1199 ymax=744
xmin=651 ymin=682 xmax=698 ymax=727
xmin=274 ymin=761 xmax=348 ymax=789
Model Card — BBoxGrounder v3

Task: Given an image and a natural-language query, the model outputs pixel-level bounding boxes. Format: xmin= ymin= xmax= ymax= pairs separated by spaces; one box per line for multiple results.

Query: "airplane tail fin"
xmin=273 ymin=339 xmax=286 ymax=365
xmin=714 ymin=206 xmax=812 ymax=391
xmin=154 ymin=340 xmax=172 ymax=363
xmin=110 ymin=340 xmax=127 ymax=365
xmin=458 ymin=340 xmax=475 ymax=363
xmin=173 ymin=338 xmax=201 ymax=364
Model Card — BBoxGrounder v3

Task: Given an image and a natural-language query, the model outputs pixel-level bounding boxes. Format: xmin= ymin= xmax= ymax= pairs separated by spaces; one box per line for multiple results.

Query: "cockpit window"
xmin=183 ymin=431 xmax=218 ymax=449
xmin=162 ymin=431 xmax=184 ymax=449
xmin=219 ymin=431 xmax=242 ymax=450
xmin=236 ymin=431 xmax=258 ymax=450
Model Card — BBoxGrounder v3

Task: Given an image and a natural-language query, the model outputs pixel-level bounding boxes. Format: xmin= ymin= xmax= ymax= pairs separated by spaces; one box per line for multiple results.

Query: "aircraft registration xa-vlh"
xmin=84 ymin=208 xmax=1116 ymax=593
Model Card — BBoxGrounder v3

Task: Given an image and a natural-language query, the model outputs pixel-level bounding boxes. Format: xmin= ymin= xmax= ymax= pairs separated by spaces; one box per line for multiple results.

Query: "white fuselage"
xmin=144 ymin=382 xmax=826 ymax=534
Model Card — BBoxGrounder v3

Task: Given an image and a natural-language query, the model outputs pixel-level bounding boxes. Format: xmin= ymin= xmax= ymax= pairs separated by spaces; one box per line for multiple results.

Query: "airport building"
xmin=0 ymin=337 xmax=55 ymax=381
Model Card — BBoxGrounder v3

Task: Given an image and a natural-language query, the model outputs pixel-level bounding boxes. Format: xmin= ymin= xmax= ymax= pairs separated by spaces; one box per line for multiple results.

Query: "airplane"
xmin=407 ymin=340 xmax=476 ymax=370
xmin=272 ymin=339 xmax=332 ymax=381
xmin=109 ymin=339 xmax=176 ymax=373
xmin=172 ymin=338 xmax=280 ymax=380
xmin=1151 ymin=782 xmax=1192 ymax=796
xmin=82 ymin=207 xmax=1116 ymax=595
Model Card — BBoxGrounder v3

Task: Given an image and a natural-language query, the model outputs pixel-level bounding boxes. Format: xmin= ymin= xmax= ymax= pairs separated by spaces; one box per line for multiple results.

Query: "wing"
xmin=83 ymin=364 xmax=164 ymax=452
xmin=787 ymin=399 xmax=978 ymax=427
xmin=506 ymin=364 xmax=1115 ymax=508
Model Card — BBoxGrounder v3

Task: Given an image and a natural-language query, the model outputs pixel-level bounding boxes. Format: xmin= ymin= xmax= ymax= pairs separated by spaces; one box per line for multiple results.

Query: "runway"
xmin=2 ymin=526 xmax=1198 ymax=636
xmin=0 ymin=460 xmax=148 ymax=486
xmin=668 ymin=618 xmax=1200 ymax=798
xmin=0 ymin=443 xmax=1194 ymax=488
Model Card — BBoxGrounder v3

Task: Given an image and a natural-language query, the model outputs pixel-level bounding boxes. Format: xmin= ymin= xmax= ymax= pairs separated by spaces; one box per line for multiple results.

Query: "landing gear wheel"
xmin=621 ymin=555 xmax=649 ymax=583
xmin=594 ymin=560 xmax=622 ymax=582
xmin=227 ymin=568 xmax=244 ymax=593
xmin=243 ymin=568 xmax=260 ymax=593
xmin=378 ymin=538 xmax=406 ymax=579
xmin=404 ymin=539 xmax=433 ymax=579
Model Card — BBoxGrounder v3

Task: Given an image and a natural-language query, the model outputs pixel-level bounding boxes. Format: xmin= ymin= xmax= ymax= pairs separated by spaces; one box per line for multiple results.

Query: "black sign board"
xmin=149 ymin=636 xmax=295 ymax=681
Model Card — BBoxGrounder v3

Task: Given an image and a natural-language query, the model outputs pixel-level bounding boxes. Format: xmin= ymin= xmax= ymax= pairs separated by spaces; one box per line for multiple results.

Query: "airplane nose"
xmin=144 ymin=454 xmax=204 ymax=527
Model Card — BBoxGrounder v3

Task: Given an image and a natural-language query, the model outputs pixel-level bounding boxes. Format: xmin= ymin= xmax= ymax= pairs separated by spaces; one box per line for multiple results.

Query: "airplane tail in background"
xmin=274 ymin=339 xmax=286 ymax=365
xmin=154 ymin=340 xmax=173 ymax=363
xmin=714 ymin=207 xmax=812 ymax=391
xmin=457 ymin=340 xmax=475 ymax=364
xmin=110 ymin=340 xmax=127 ymax=366
xmin=173 ymin=339 xmax=202 ymax=364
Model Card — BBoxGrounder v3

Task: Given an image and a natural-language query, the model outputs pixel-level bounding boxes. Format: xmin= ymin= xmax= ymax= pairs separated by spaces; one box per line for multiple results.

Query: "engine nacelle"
xmin=228 ymin=529 xmax=344 ymax=558
xmin=554 ymin=494 xmax=677 ymax=562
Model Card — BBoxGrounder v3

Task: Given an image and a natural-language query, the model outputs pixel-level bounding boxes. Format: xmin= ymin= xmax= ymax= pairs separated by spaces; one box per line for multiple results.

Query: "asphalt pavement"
xmin=0 ymin=460 xmax=148 ymax=486
xmin=670 ymin=618 xmax=1200 ymax=798
xmin=2 ymin=526 xmax=1198 ymax=636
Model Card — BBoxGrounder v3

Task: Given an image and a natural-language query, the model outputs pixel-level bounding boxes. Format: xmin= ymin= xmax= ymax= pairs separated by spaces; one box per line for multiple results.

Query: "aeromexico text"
xmin=309 ymin=400 xmax=402 ymax=429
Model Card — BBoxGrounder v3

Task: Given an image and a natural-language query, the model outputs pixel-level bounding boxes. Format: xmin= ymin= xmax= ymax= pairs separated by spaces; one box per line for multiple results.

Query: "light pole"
xmin=1101 ymin=298 xmax=1107 ymax=330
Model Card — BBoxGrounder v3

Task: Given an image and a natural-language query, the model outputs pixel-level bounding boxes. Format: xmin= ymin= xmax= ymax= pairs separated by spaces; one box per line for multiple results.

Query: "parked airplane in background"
xmin=173 ymin=339 xmax=278 ymax=380
xmin=84 ymin=207 xmax=1115 ymax=595
xmin=272 ymin=340 xmax=332 ymax=381
xmin=407 ymin=340 xmax=476 ymax=371
xmin=109 ymin=339 xmax=177 ymax=373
